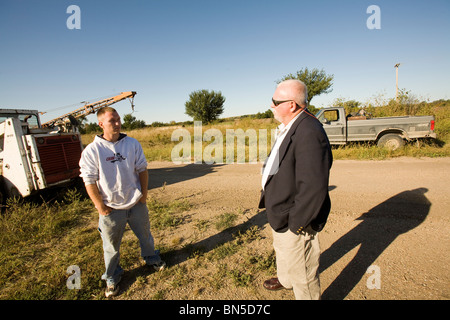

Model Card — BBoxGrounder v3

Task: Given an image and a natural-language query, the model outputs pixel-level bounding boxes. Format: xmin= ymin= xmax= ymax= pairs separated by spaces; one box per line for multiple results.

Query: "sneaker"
xmin=152 ymin=260 xmax=166 ymax=271
xmin=105 ymin=283 xmax=119 ymax=298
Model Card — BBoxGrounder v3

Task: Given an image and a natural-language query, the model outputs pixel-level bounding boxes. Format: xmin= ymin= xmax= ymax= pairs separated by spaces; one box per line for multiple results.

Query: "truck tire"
xmin=377 ymin=134 xmax=404 ymax=150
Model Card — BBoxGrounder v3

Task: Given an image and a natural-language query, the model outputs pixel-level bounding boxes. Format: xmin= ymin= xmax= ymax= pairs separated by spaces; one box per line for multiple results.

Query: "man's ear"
xmin=289 ymin=101 xmax=298 ymax=112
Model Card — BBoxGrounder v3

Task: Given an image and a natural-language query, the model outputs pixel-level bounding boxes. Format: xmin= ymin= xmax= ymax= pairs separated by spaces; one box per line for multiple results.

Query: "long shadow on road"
xmin=320 ymin=187 xmax=430 ymax=299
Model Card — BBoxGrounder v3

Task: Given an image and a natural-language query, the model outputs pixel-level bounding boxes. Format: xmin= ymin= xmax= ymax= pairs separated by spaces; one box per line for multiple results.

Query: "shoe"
xmin=152 ymin=260 xmax=166 ymax=271
xmin=263 ymin=277 xmax=290 ymax=291
xmin=105 ymin=283 xmax=119 ymax=298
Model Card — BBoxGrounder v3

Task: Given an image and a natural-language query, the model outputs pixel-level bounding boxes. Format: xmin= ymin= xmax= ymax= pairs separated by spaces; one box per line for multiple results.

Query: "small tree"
xmin=122 ymin=113 xmax=146 ymax=130
xmin=255 ymin=109 xmax=274 ymax=119
xmin=82 ymin=122 xmax=101 ymax=134
xmin=332 ymin=98 xmax=362 ymax=116
xmin=185 ymin=89 xmax=225 ymax=124
xmin=277 ymin=67 xmax=334 ymax=105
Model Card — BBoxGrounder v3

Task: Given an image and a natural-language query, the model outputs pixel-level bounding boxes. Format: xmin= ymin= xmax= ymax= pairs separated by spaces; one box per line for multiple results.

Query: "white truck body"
xmin=0 ymin=109 xmax=83 ymax=199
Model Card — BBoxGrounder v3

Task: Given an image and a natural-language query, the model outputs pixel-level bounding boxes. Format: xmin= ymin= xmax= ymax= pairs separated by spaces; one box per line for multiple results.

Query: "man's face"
xmin=99 ymin=111 xmax=121 ymax=135
xmin=271 ymin=91 xmax=293 ymax=124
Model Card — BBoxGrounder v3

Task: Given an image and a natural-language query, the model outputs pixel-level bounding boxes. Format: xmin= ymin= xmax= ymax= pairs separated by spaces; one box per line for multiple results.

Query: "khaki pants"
xmin=272 ymin=227 xmax=321 ymax=300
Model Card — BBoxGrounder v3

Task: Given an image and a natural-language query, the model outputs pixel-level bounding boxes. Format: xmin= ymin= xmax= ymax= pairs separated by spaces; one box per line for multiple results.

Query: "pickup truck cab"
xmin=315 ymin=107 xmax=436 ymax=150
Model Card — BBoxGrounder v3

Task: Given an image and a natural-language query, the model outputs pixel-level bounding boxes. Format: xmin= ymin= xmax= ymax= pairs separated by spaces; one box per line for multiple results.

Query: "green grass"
xmin=0 ymin=189 xmax=191 ymax=299
xmin=214 ymin=212 xmax=238 ymax=231
xmin=0 ymin=189 xmax=273 ymax=299
xmin=147 ymin=198 xmax=191 ymax=230
xmin=0 ymin=189 xmax=104 ymax=299
xmin=331 ymin=139 xmax=450 ymax=160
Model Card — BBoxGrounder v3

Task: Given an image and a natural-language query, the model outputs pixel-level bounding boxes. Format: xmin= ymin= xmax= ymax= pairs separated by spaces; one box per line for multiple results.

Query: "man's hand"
xmin=139 ymin=195 xmax=147 ymax=204
xmin=85 ymin=183 xmax=112 ymax=216
xmin=97 ymin=204 xmax=113 ymax=216
xmin=139 ymin=170 xmax=148 ymax=204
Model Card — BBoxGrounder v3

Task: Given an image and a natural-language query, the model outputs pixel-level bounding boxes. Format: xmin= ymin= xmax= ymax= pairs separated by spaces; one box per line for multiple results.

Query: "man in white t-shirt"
xmin=79 ymin=107 xmax=165 ymax=297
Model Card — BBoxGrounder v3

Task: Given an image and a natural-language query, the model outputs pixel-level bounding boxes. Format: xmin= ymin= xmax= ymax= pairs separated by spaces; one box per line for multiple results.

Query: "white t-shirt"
xmin=261 ymin=112 xmax=303 ymax=190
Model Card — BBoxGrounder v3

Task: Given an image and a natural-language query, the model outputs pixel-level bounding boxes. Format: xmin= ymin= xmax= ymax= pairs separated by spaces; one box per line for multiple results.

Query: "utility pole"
xmin=394 ymin=63 xmax=401 ymax=102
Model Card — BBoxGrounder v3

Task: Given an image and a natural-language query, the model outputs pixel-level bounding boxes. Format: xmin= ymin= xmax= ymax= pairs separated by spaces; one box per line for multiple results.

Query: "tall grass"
xmin=0 ymin=191 xmax=275 ymax=300
xmin=0 ymin=189 xmax=104 ymax=299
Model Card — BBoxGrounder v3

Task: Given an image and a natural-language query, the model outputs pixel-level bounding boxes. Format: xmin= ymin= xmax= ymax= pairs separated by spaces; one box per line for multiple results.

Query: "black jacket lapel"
xmin=277 ymin=112 xmax=308 ymax=164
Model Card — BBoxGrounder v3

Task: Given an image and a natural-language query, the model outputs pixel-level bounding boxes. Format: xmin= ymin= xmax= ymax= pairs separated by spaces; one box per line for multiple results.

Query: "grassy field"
xmin=0 ymin=100 xmax=449 ymax=299
xmin=81 ymin=99 xmax=450 ymax=161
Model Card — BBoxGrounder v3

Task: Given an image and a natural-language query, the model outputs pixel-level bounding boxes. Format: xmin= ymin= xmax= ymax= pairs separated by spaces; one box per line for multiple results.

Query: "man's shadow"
xmin=120 ymin=208 xmax=269 ymax=294
xmin=147 ymin=163 xmax=225 ymax=189
xmin=162 ymin=208 xmax=269 ymax=265
xmin=320 ymin=187 xmax=431 ymax=299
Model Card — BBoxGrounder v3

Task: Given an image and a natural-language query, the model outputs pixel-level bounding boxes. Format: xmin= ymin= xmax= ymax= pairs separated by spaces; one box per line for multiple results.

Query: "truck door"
xmin=318 ymin=109 xmax=346 ymax=144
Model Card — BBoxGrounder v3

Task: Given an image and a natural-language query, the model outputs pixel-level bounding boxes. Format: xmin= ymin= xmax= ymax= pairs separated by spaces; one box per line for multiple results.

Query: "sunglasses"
xmin=272 ymin=98 xmax=297 ymax=107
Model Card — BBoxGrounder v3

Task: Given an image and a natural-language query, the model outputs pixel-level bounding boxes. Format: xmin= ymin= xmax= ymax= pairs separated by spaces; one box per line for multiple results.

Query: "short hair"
xmin=278 ymin=79 xmax=308 ymax=107
xmin=97 ymin=107 xmax=118 ymax=119
xmin=297 ymin=82 xmax=308 ymax=107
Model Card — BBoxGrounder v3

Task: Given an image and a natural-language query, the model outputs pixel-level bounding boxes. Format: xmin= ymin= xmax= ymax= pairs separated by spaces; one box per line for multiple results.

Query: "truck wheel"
xmin=377 ymin=134 xmax=404 ymax=150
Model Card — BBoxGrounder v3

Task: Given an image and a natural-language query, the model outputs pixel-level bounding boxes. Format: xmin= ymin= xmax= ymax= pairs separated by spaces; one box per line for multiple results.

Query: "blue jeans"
xmin=98 ymin=201 xmax=161 ymax=286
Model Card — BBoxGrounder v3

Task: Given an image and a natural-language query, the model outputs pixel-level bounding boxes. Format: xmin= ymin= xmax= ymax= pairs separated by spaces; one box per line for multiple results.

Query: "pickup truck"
xmin=315 ymin=107 xmax=436 ymax=150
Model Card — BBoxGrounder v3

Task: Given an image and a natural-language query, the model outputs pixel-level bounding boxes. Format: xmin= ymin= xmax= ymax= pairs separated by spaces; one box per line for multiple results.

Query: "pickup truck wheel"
xmin=377 ymin=134 xmax=404 ymax=150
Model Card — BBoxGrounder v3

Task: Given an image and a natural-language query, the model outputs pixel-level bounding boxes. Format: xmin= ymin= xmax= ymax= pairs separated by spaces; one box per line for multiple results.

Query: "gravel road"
xmin=139 ymin=157 xmax=450 ymax=300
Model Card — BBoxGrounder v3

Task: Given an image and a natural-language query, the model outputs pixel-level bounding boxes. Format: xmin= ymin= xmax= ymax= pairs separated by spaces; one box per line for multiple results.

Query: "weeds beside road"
xmin=0 ymin=187 xmax=274 ymax=300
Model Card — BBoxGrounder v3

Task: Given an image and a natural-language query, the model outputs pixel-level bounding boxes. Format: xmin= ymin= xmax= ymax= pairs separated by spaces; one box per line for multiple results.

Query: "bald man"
xmin=259 ymin=79 xmax=333 ymax=299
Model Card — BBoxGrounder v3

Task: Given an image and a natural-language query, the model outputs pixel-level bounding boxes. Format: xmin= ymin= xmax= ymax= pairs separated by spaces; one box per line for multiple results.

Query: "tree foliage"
xmin=121 ymin=113 xmax=146 ymax=130
xmin=278 ymin=67 xmax=334 ymax=104
xmin=254 ymin=109 xmax=274 ymax=119
xmin=332 ymin=98 xmax=362 ymax=116
xmin=81 ymin=122 xmax=101 ymax=134
xmin=185 ymin=89 xmax=225 ymax=124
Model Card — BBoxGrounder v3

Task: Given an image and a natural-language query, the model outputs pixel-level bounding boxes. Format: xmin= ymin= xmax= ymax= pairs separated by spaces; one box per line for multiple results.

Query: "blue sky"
xmin=1 ymin=0 xmax=449 ymax=124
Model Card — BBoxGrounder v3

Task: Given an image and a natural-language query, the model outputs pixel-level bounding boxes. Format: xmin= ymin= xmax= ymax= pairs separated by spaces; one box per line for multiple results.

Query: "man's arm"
xmin=85 ymin=183 xmax=112 ymax=216
xmin=138 ymin=170 xmax=148 ymax=203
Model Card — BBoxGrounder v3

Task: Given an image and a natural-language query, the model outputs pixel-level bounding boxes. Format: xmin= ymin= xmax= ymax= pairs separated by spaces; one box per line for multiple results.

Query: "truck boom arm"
xmin=41 ymin=91 xmax=136 ymax=128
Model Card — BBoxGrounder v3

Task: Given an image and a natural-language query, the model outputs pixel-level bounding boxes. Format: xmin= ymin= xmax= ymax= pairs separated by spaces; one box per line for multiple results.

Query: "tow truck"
xmin=0 ymin=91 xmax=136 ymax=202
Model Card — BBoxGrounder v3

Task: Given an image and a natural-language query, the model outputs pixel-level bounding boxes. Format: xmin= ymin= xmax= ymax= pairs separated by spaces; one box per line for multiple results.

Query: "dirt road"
xmin=128 ymin=157 xmax=449 ymax=300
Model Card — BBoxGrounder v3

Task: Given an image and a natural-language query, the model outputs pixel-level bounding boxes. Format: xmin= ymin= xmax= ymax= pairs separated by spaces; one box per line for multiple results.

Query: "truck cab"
xmin=316 ymin=108 xmax=347 ymax=144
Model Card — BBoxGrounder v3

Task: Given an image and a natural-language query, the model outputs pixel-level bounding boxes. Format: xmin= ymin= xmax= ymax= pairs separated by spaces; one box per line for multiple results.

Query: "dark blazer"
xmin=259 ymin=110 xmax=333 ymax=234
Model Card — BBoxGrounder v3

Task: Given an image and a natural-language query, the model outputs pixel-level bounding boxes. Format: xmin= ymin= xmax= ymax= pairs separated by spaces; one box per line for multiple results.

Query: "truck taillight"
xmin=430 ymin=120 xmax=435 ymax=131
